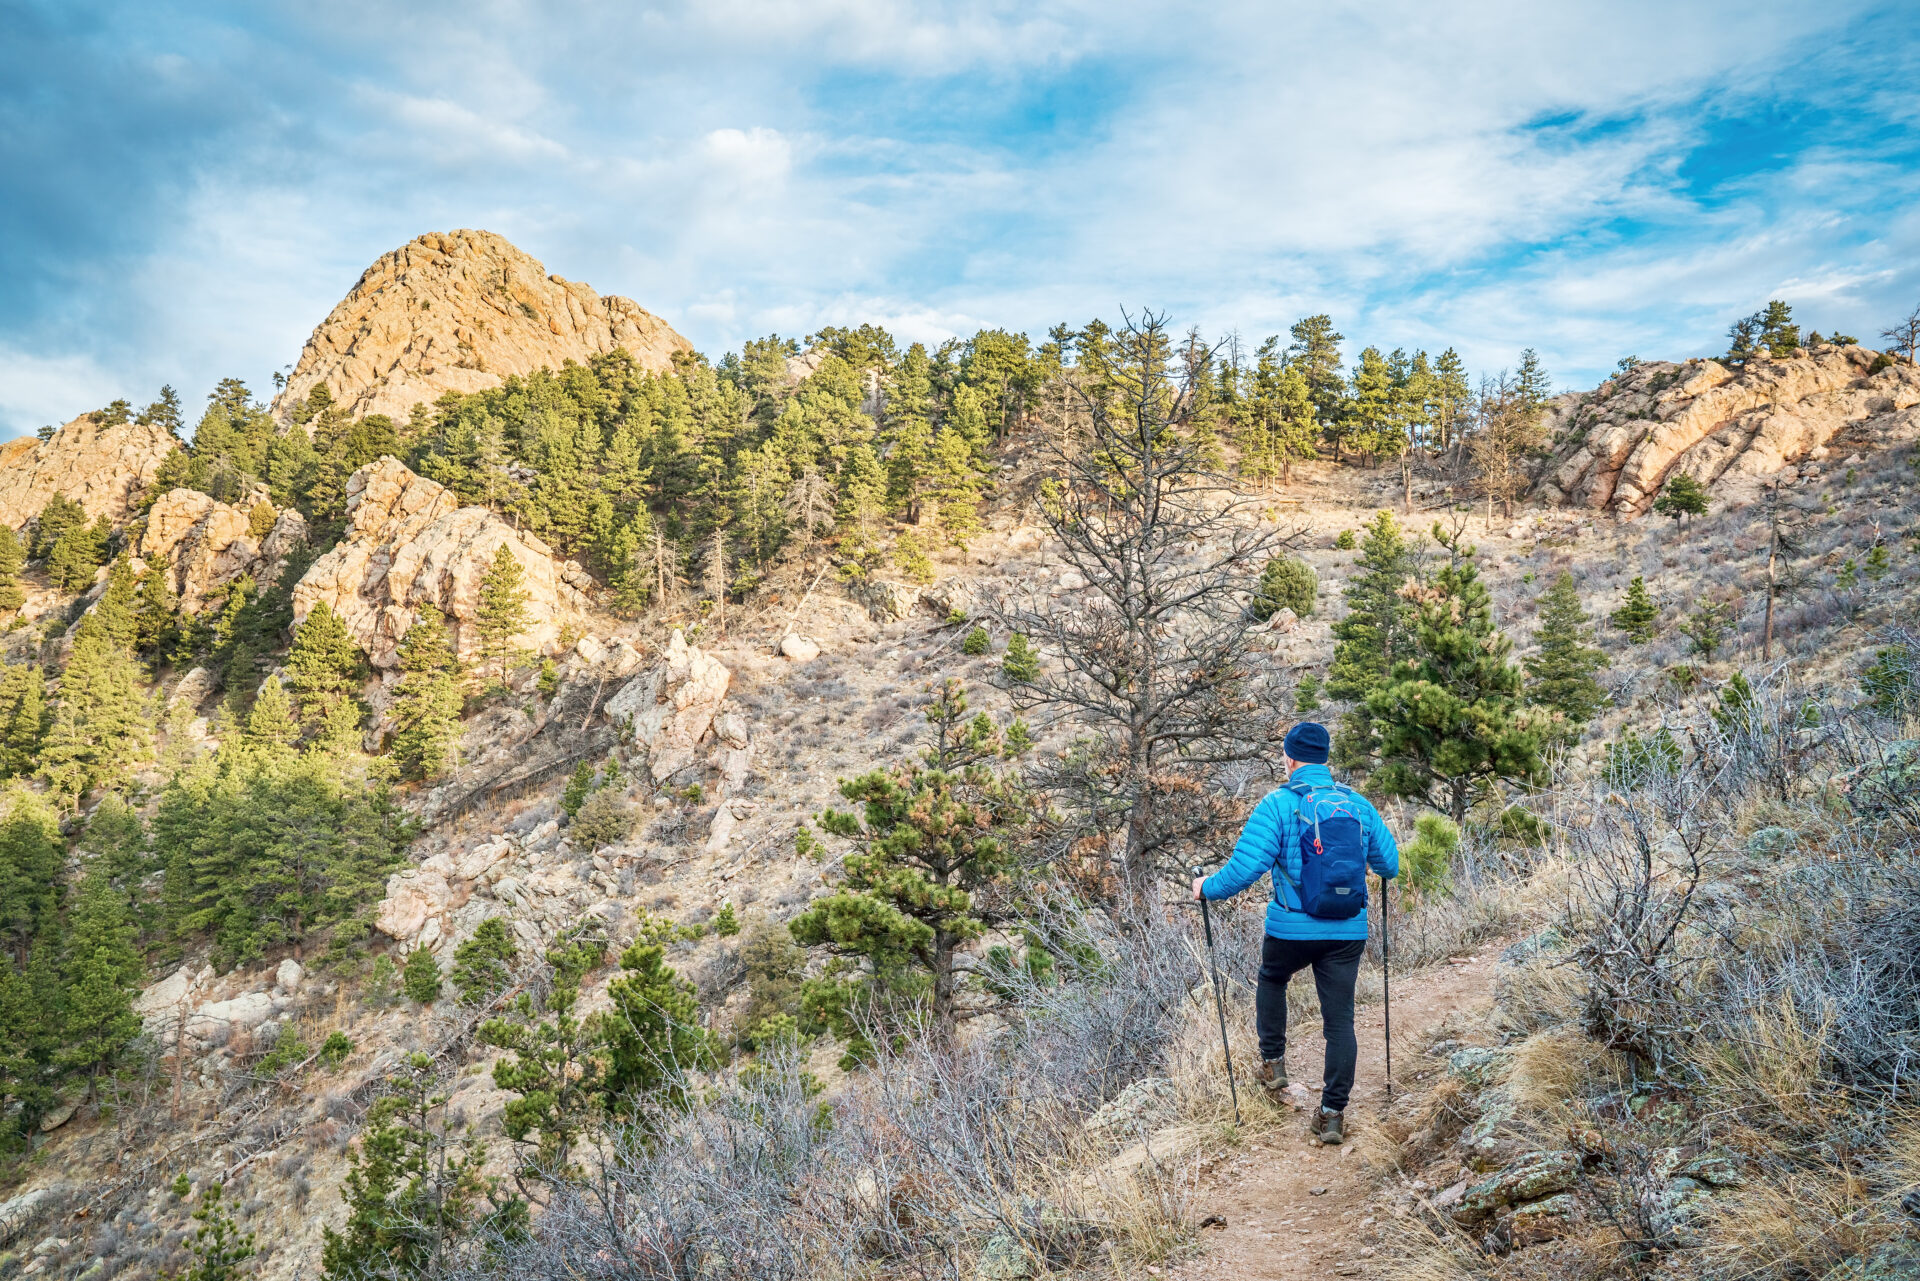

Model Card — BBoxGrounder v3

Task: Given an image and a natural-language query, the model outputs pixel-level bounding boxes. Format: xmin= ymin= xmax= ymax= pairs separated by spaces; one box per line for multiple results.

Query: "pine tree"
xmin=30 ymin=494 xmax=86 ymax=560
xmin=790 ymin=681 xmax=1035 ymax=1056
xmin=402 ymin=947 xmax=441 ymax=1004
xmin=480 ymin=933 xmax=609 ymax=1183
xmin=561 ymin=761 xmax=593 ymax=819
xmin=38 ymin=616 xmax=152 ymax=805
xmin=450 ymin=918 xmax=517 ymax=1004
xmin=1327 ymin=511 xmax=1420 ymax=772
xmin=286 ymin=602 xmax=364 ymax=717
xmin=133 ymin=563 xmax=180 ymax=657
xmin=1286 ymin=314 xmax=1346 ymax=452
xmin=322 ymin=1053 xmax=506 ymax=1280
xmin=60 ymin=863 xmax=143 ymax=1082
xmin=390 ymin=608 xmax=462 ymax=780
xmin=601 ymin=918 xmax=712 ymax=1118
xmin=0 ymin=526 xmax=22 ymax=614
xmin=243 ymin=678 xmax=297 ymax=750
xmin=1251 ymin=556 xmax=1316 ymax=620
xmin=1610 ymin=575 xmax=1659 ymax=643
xmin=0 ymin=797 xmax=63 ymax=965
xmin=475 ymin=545 xmax=532 ymax=686
xmin=0 ymin=665 xmax=46 ymax=778
xmin=1525 ymin=572 xmax=1609 ymax=745
xmin=1365 ymin=526 xmax=1547 ymax=822
xmin=1430 ymin=348 xmax=1472 ymax=451
xmin=93 ymin=558 xmax=139 ymax=651
xmin=169 ymin=1183 xmax=257 ymax=1281
xmin=1237 ymin=337 xmax=1317 ymax=485
xmin=927 ymin=428 xmax=986 ymax=547
xmin=1653 ymin=472 xmax=1709 ymax=522
xmin=1002 ymin=633 xmax=1039 ymax=683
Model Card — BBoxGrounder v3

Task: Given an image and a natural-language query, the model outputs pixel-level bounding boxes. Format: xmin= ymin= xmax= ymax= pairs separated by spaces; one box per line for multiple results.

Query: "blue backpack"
xmin=1279 ymin=781 xmax=1370 ymax=920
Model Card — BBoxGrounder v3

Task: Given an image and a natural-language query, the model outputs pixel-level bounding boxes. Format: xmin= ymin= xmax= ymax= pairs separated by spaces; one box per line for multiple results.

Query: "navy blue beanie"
xmin=1284 ymin=721 xmax=1330 ymax=765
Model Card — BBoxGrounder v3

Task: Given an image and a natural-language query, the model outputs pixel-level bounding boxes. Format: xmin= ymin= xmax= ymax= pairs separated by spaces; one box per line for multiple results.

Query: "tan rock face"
xmin=1536 ymin=347 xmax=1920 ymax=514
xmin=0 ymin=415 xmax=177 ymax=529
xmin=272 ymin=229 xmax=692 ymax=423
xmin=603 ymin=628 xmax=732 ymax=782
xmin=291 ymin=457 xmax=594 ymax=668
xmin=139 ymin=489 xmax=309 ymax=613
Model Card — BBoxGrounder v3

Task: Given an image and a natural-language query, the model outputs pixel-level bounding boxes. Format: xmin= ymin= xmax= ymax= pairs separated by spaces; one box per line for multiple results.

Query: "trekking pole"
xmin=1380 ymin=874 xmax=1393 ymax=1104
xmin=1191 ymin=865 xmax=1242 ymax=1125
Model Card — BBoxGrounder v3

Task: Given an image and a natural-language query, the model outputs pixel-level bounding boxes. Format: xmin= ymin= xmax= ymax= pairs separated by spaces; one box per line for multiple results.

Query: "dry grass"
xmin=1702 ymin=1160 xmax=1894 ymax=1281
xmin=1508 ymin=1027 xmax=1619 ymax=1116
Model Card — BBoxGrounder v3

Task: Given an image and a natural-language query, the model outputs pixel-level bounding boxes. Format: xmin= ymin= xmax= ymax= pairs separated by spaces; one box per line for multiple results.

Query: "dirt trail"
xmin=1168 ymin=949 xmax=1505 ymax=1280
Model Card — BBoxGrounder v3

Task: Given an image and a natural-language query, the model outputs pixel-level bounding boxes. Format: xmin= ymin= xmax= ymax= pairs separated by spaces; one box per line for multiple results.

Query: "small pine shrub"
xmin=451 ymin=917 xmax=518 ymax=1004
xmin=1250 ymin=556 xmax=1317 ymax=621
xmin=713 ymin=903 xmax=740 ymax=937
xmin=962 ymin=626 xmax=990 ymax=656
xmin=1399 ymin=813 xmax=1458 ymax=898
xmin=1335 ymin=529 xmax=1356 ymax=550
xmin=537 ymin=658 xmax=560 ymax=698
xmin=401 ymin=947 xmax=441 ymax=1005
xmin=562 ymin=760 xmax=594 ymax=819
xmin=363 ymin=955 xmax=400 ymax=1008
xmin=572 ymin=788 xmax=635 ymax=849
xmin=319 ymin=1031 xmax=353 ymax=1068
xmin=1002 ymin=633 xmax=1039 ymax=683
xmin=1003 ymin=719 xmax=1035 ymax=756
xmin=893 ymin=531 xmax=934 ymax=584
xmin=1295 ymin=673 xmax=1322 ymax=713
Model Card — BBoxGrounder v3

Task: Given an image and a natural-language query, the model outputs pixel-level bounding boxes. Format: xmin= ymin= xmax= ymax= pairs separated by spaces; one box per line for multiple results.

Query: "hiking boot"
xmin=1254 ymin=1057 xmax=1288 ymax=1094
xmin=1311 ymin=1107 xmax=1346 ymax=1145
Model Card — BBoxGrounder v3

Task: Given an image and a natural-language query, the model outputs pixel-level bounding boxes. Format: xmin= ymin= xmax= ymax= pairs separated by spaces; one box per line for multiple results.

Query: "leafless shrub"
xmin=452 ymin=901 xmax=1204 ymax=1281
xmin=1563 ymin=760 xmax=1730 ymax=1077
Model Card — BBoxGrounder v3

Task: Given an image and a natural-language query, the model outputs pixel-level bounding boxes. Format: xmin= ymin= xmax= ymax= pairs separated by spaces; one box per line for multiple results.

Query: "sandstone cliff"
xmin=0 ymin=414 xmax=177 ymax=529
xmin=139 ymin=489 xmax=309 ymax=612
xmin=272 ymin=229 xmax=692 ymax=422
xmin=1536 ymin=345 xmax=1920 ymax=514
xmin=291 ymin=456 xmax=594 ymax=668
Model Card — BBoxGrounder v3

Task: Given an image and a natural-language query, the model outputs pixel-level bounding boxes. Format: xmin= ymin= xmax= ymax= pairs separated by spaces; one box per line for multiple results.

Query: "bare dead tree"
xmin=995 ymin=311 xmax=1306 ymax=907
xmin=1466 ymin=372 xmax=1548 ymax=522
xmin=1881 ymin=301 xmax=1920 ymax=363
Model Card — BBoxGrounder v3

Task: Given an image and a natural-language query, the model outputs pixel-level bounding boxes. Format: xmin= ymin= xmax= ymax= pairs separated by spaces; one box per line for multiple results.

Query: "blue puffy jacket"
xmin=1200 ymin=763 xmax=1400 ymax=941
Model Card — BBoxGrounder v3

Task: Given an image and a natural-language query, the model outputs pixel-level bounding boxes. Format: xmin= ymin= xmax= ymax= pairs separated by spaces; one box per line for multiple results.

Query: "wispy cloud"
xmin=1 ymin=0 xmax=1916 ymax=437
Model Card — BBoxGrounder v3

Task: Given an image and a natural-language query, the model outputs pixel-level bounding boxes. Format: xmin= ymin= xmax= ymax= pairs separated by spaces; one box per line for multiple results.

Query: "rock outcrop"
xmin=373 ymin=817 xmax=630 ymax=953
xmin=1536 ymin=346 xmax=1920 ymax=514
xmin=604 ymin=628 xmax=732 ymax=782
xmin=273 ymin=229 xmax=692 ymax=422
xmin=291 ymin=457 xmax=594 ymax=668
xmin=0 ymin=414 xmax=177 ymax=530
xmin=138 ymin=489 xmax=309 ymax=612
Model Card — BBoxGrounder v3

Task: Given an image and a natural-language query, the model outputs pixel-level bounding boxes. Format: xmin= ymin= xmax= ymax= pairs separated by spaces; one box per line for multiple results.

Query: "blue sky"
xmin=3 ymin=0 xmax=1918 ymax=439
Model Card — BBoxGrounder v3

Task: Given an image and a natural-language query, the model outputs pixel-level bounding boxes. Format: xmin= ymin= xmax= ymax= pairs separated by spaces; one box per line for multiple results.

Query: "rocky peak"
xmin=1536 ymin=345 xmax=1920 ymax=514
xmin=271 ymin=229 xmax=692 ymax=423
xmin=0 ymin=413 xmax=177 ymax=530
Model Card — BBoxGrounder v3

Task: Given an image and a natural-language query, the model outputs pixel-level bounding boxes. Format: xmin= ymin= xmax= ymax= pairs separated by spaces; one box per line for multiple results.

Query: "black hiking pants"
xmin=1256 ymin=935 xmax=1365 ymax=1112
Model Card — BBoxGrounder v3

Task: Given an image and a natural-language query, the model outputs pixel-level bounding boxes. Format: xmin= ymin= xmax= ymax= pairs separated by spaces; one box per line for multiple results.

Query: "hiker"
xmin=1191 ymin=721 xmax=1399 ymax=1145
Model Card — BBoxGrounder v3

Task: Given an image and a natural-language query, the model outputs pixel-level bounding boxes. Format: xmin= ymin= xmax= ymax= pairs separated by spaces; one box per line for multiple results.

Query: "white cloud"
xmin=3 ymin=0 xmax=1916 ymax=436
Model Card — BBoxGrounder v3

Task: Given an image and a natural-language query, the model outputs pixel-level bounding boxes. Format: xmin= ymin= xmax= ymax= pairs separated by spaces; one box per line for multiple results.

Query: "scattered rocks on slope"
xmin=291 ymin=456 xmax=593 ymax=668
xmin=1536 ymin=346 xmax=1920 ymax=514
xmin=0 ymin=414 xmax=177 ymax=529
xmin=139 ymin=488 xmax=309 ymax=612
xmin=272 ymin=229 xmax=692 ymax=422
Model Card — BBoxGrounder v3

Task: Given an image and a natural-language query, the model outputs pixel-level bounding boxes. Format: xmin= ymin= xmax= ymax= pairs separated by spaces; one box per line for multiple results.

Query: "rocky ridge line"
xmin=1536 ymin=344 xmax=1920 ymax=514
